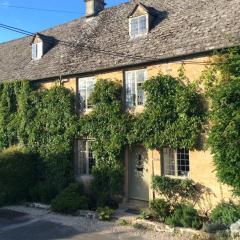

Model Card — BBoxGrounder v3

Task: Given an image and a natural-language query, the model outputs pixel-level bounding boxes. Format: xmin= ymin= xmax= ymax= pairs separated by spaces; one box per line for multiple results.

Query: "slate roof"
xmin=0 ymin=0 xmax=240 ymax=82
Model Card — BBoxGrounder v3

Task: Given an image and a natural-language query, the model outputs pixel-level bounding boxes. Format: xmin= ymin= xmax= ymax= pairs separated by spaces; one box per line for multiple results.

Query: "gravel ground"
xmin=0 ymin=205 xmax=195 ymax=240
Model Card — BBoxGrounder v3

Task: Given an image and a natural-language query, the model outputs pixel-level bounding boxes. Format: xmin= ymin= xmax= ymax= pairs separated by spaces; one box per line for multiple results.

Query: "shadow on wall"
xmin=196 ymin=185 xmax=216 ymax=216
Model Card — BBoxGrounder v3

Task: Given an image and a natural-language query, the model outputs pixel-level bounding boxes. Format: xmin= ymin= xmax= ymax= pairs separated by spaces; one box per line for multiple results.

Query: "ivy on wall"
xmin=78 ymin=79 xmax=132 ymax=205
xmin=128 ymin=74 xmax=206 ymax=150
xmin=207 ymin=47 xmax=240 ymax=196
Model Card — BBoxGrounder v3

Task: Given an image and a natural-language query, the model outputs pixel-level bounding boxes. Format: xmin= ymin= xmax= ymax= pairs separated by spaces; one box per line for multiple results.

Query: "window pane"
xmin=32 ymin=44 xmax=37 ymax=59
xmin=163 ymin=148 xmax=175 ymax=176
xmin=131 ymin=18 xmax=139 ymax=36
xmin=177 ymin=149 xmax=189 ymax=177
xmin=78 ymin=78 xmax=95 ymax=110
xmin=86 ymin=78 xmax=96 ymax=108
xmin=125 ymin=72 xmax=136 ymax=107
xmin=136 ymin=70 xmax=146 ymax=105
xmin=139 ymin=16 xmax=147 ymax=34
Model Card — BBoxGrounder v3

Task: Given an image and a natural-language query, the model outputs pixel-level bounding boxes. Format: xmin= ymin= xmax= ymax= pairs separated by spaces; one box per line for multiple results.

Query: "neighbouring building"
xmin=0 ymin=0 xmax=240 ymax=211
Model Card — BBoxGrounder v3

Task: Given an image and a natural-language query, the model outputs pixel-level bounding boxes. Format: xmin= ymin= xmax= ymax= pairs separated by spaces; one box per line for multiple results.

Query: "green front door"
xmin=128 ymin=145 xmax=149 ymax=201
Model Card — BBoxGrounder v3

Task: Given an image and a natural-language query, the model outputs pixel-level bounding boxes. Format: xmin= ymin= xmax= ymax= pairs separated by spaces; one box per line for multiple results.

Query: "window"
xmin=76 ymin=140 xmax=95 ymax=176
xmin=125 ymin=69 xmax=147 ymax=108
xmin=78 ymin=77 xmax=96 ymax=110
xmin=130 ymin=15 xmax=148 ymax=38
xmin=163 ymin=148 xmax=190 ymax=177
xmin=32 ymin=42 xmax=43 ymax=60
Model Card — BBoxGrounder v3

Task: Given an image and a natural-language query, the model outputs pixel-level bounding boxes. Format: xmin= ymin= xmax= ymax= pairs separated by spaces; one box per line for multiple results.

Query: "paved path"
xmin=0 ymin=206 xmax=191 ymax=240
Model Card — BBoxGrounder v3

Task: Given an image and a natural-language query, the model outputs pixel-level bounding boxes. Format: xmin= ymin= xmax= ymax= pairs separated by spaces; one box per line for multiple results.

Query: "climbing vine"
xmin=207 ymin=47 xmax=240 ymax=196
xmin=78 ymin=79 xmax=131 ymax=205
xmin=129 ymin=74 xmax=206 ymax=150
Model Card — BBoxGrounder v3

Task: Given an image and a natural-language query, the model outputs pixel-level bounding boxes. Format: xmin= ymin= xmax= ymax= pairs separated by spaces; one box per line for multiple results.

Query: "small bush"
xmin=97 ymin=207 xmax=115 ymax=221
xmin=203 ymin=222 xmax=227 ymax=233
xmin=0 ymin=146 xmax=37 ymax=206
xmin=92 ymin=164 xmax=123 ymax=208
xmin=165 ymin=203 xmax=202 ymax=229
xmin=139 ymin=209 xmax=152 ymax=220
xmin=51 ymin=183 xmax=88 ymax=214
xmin=211 ymin=202 xmax=240 ymax=226
xmin=150 ymin=198 xmax=171 ymax=221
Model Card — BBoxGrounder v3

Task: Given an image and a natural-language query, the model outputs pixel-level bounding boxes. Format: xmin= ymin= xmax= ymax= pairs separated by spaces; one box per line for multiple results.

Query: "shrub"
xmin=165 ymin=203 xmax=202 ymax=229
xmin=96 ymin=207 xmax=115 ymax=221
xmin=0 ymin=146 xmax=37 ymax=206
xmin=51 ymin=183 xmax=88 ymax=214
xmin=150 ymin=198 xmax=171 ymax=221
xmin=211 ymin=202 xmax=240 ymax=226
xmin=139 ymin=209 xmax=152 ymax=220
xmin=29 ymin=181 xmax=60 ymax=204
xmin=203 ymin=222 xmax=227 ymax=233
xmin=91 ymin=164 xmax=123 ymax=208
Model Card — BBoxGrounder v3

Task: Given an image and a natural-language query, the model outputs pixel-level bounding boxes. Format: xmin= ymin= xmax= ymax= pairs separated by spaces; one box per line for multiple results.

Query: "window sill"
xmin=129 ymin=32 xmax=148 ymax=40
xmin=164 ymin=174 xmax=190 ymax=180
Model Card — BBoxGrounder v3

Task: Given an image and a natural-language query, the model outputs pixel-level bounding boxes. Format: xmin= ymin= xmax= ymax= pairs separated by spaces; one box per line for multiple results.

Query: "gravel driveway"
xmin=0 ymin=206 xmax=192 ymax=240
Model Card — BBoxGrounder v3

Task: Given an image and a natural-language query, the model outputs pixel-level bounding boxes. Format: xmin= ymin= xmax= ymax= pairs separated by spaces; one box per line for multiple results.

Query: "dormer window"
xmin=128 ymin=2 xmax=151 ymax=39
xmin=32 ymin=42 xmax=43 ymax=60
xmin=130 ymin=15 xmax=148 ymax=38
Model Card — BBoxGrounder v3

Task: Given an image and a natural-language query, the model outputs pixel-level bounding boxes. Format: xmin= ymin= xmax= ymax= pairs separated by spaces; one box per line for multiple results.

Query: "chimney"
xmin=85 ymin=0 xmax=105 ymax=17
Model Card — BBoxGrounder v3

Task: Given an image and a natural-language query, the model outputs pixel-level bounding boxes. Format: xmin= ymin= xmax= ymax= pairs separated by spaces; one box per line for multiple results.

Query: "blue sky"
xmin=0 ymin=0 xmax=128 ymax=43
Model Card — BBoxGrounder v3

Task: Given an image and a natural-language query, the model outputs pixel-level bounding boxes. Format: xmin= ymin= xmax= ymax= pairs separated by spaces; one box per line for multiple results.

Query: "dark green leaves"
xmin=129 ymin=75 xmax=205 ymax=150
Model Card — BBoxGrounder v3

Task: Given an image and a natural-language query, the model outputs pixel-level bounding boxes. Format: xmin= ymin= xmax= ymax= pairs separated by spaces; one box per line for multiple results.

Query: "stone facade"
xmin=38 ymin=54 xmax=235 ymax=211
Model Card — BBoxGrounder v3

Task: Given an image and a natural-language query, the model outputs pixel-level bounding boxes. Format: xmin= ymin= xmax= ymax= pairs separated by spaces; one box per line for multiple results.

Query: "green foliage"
xmin=165 ymin=203 xmax=202 ymax=229
xmin=207 ymin=47 xmax=240 ymax=196
xmin=0 ymin=81 xmax=20 ymax=148
xmin=51 ymin=183 xmax=88 ymax=214
xmin=210 ymin=202 xmax=240 ymax=226
xmin=208 ymin=78 xmax=240 ymax=195
xmin=150 ymin=198 xmax=171 ymax=221
xmin=79 ymin=80 xmax=129 ymax=205
xmin=0 ymin=82 xmax=78 ymax=203
xmin=139 ymin=209 xmax=152 ymax=220
xmin=152 ymin=176 xmax=200 ymax=205
xmin=96 ymin=207 xmax=115 ymax=221
xmin=129 ymin=74 xmax=205 ymax=149
xmin=203 ymin=222 xmax=227 ymax=233
xmin=79 ymin=79 xmax=131 ymax=164
xmin=91 ymin=164 xmax=123 ymax=208
xmin=0 ymin=146 xmax=37 ymax=206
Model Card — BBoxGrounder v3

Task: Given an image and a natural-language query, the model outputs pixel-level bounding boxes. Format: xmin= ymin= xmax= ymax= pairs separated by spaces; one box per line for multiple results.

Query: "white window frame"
xmin=125 ymin=69 xmax=147 ymax=108
xmin=32 ymin=42 xmax=43 ymax=60
xmin=162 ymin=148 xmax=190 ymax=178
xmin=129 ymin=14 xmax=149 ymax=38
xmin=76 ymin=139 xmax=95 ymax=177
xmin=78 ymin=77 xmax=96 ymax=111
